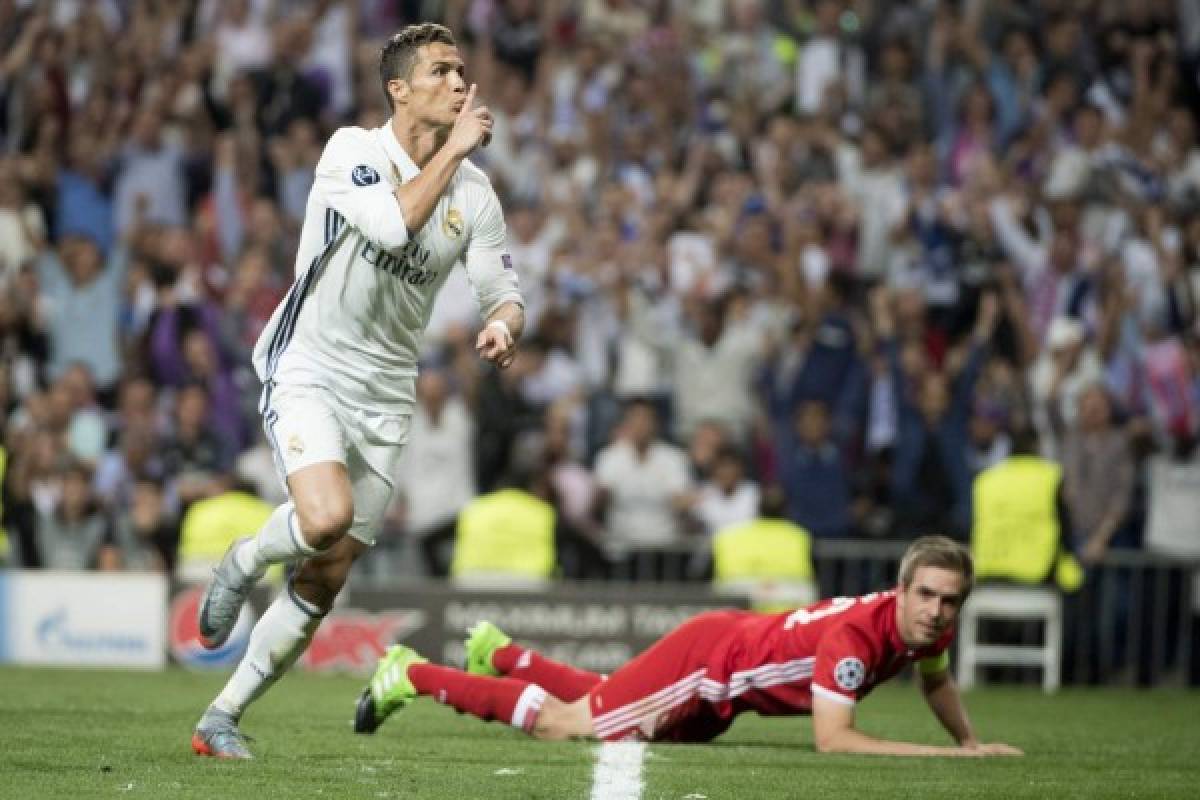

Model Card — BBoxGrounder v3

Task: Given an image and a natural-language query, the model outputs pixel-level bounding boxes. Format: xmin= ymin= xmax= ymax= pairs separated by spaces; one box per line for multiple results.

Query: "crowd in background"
xmin=1 ymin=0 xmax=1199 ymax=581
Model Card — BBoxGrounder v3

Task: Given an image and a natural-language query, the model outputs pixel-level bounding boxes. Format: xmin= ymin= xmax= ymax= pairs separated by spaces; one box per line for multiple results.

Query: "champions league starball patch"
xmin=834 ymin=657 xmax=866 ymax=691
xmin=351 ymin=164 xmax=381 ymax=186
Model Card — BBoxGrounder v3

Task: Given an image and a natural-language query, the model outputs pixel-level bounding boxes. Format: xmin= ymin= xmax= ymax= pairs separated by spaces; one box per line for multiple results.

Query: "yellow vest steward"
xmin=179 ymin=491 xmax=273 ymax=562
xmin=714 ymin=519 xmax=815 ymax=611
xmin=451 ymin=489 xmax=556 ymax=580
xmin=972 ymin=456 xmax=1062 ymax=584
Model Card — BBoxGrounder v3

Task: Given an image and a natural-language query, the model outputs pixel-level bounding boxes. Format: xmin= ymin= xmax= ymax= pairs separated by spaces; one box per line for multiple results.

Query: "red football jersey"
xmin=698 ymin=591 xmax=955 ymax=716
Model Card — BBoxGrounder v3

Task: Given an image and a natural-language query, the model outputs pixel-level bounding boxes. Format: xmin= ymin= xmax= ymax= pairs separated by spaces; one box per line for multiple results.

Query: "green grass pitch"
xmin=1 ymin=666 xmax=1197 ymax=799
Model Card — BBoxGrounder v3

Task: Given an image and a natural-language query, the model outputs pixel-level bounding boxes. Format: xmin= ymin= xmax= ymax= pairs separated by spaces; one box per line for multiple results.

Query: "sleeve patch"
xmin=834 ymin=657 xmax=866 ymax=691
xmin=351 ymin=165 xmax=381 ymax=186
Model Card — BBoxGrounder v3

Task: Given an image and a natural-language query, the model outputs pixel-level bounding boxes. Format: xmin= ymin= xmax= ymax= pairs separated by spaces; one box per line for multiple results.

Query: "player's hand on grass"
xmin=964 ymin=742 xmax=1024 ymax=757
xmin=476 ymin=318 xmax=516 ymax=369
xmin=448 ymin=83 xmax=493 ymax=157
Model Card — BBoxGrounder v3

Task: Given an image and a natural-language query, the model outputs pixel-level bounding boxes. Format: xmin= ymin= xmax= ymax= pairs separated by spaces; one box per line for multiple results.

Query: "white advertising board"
xmin=0 ymin=570 xmax=167 ymax=669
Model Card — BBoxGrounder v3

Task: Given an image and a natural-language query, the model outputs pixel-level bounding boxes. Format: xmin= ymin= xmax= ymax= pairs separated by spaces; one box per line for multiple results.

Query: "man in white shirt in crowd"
xmin=593 ymin=399 xmax=694 ymax=577
xmin=394 ymin=367 xmax=476 ymax=576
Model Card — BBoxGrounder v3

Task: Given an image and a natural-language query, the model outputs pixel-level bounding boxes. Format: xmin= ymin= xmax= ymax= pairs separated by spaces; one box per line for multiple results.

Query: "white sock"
xmin=212 ymin=586 xmax=324 ymax=718
xmin=234 ymin=502 xmax=321 ymax=577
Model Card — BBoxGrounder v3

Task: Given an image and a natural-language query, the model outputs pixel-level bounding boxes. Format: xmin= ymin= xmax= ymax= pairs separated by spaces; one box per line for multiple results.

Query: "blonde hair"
xmin=897 ymin=535 xmax=974 ymax=594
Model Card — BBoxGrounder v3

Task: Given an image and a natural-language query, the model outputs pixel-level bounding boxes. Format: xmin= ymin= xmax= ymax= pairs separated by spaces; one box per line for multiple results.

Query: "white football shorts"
xmin=260 ymin=382 xmax=410 ymax=545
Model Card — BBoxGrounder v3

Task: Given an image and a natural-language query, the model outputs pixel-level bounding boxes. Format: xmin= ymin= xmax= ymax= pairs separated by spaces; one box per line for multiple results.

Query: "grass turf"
xmin=0 ymin=666 xmax=1197 ymax=799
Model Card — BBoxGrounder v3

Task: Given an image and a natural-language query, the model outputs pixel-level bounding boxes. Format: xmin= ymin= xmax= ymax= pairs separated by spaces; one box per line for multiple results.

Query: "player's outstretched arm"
xmin=810 ymin=694 xmax=1021 ymax=757
xmin=394 ymin=83 xmax=492 ymax=236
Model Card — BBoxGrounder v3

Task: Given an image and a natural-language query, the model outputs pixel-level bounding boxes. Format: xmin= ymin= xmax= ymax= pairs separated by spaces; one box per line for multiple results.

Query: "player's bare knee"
xmin=531 ymin=698 xmax=592 ymax=741
xmin=295 ymin=499 xmax=353 ymax=551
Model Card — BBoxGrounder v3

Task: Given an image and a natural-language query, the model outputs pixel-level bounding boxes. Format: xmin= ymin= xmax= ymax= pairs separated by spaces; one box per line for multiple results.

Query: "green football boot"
xmin=353 ymin=645 xmax=427 ymax=734
xmin=464 ymin=620 xmax=512 ymax=677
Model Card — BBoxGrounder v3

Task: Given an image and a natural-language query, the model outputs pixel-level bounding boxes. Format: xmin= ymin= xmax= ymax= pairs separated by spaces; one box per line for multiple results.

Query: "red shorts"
xmin=588 ymin=610 xmax=752 ymax=742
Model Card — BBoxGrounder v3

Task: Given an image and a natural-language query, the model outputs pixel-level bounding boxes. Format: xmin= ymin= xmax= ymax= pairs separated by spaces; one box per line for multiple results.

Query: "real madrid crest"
xmin=443 ymin=208 xmax=464 ymax=239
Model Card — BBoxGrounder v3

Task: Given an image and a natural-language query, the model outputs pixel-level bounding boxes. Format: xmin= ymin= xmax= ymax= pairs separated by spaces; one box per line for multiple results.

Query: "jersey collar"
xmin=377 ymin=120 xmax=421 ymax=184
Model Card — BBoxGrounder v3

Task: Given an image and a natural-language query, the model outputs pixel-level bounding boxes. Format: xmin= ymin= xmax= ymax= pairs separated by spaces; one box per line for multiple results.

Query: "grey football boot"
xmin=197 ymin=537 xmax=258 ymax=649
xmin=192 ymin=707 xmax=254 ymax=759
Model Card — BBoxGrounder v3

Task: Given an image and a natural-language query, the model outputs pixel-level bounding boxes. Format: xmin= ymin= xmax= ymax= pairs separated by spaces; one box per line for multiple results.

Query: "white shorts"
xmin=260 ymin=382 xmax=410 ymax=545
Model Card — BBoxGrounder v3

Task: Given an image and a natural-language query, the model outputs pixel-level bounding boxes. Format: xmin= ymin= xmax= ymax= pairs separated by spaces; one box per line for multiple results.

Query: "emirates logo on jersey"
xmin=834 ymin=657 xmax=866 ymax=692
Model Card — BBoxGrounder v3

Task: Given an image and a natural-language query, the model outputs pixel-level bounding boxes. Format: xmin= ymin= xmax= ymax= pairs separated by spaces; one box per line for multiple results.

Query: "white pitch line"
xmin=589 ymin=742 xmax=647 ymax=800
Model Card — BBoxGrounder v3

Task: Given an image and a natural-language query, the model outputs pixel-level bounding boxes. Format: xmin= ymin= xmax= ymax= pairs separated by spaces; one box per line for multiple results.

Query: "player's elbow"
xmin=813 ymin=736 xmax=836 ymax=754
xmin=812 ymin=726 xmax=851 ymax=754
xmin=370 ymin=225 xmax=410 ymax=254
xmin=814 ymin=736 xmax=844 ymax=754
xmin=362 ymin=210 xmax=410 ymax=253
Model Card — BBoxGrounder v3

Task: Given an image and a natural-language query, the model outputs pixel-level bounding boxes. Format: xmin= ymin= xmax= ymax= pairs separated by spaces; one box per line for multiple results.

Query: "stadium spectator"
xmin=393 ymin=367 xmax=477 ymax=577
xmin=34 ymin=461 xmax=109 ymax=570
xmin=55 ymin=123 xmax=115 ymax=257
xmin=56 ymin=363 xmax=108 ymax=466
xmin=593 ymin=398 xmax=693 ymax=569
xmin=0 ymin=156 xmax=46 ymax=283
xmin=1056 ymin=384 xmax=1135 ymax=564
xmin=779 ymin=399 xmax=854 ymax=539
xmin=692 ymin=445 xmax=759 ymax=537
xmin=631 ymin=289 xmax=767 ymax=443
xmin=36 ymin=235 xmax=126 ymax=392
xmin=877 ymin=289 xmax=999 ymax=539
xmin=113 ymin=108 xmax=188 ymax=236
xmin=106 ymin=477 xmax=178 ymax=574
xmin=160 ymin=382 xmax=228 ymax=509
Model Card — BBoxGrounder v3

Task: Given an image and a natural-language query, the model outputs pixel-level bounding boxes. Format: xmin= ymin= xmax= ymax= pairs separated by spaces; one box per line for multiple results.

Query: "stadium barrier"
xmin=167 ymin=580 xmax=742 ymax=675
xmin=5 ymin=540 xmax=1193 ymax=686
xmin=0 ymin=570 xmax=167 ymax=668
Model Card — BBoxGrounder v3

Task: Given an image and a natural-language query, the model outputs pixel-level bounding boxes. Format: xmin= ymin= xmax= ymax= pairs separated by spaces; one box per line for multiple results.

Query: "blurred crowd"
xmin=1 ymin=0 xmax=1199 ymax=580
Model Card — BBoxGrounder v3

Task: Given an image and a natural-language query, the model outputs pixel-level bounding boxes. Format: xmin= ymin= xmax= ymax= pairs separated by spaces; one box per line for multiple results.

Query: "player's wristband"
xmin=487 ymin=319 xmax=513 ymax=342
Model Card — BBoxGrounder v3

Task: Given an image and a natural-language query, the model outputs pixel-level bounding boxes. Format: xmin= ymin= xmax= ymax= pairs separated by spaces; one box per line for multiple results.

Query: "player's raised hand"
xmin=476 ymin=318 xmax=517 ymax=369
xmin=447 ymin=83 xmax=493 ymax=158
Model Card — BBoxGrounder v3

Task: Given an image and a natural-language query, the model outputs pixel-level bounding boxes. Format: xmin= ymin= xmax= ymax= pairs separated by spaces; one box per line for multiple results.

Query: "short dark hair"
xmin=897 ymin=535 xmax=974 ymax=595
xmin=379 ymin=23 xmax=457 ymax=110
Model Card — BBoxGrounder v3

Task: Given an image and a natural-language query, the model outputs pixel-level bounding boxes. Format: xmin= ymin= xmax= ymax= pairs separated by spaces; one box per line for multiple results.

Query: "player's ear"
xmin=388 ymin=78 xmax=410 ymax=107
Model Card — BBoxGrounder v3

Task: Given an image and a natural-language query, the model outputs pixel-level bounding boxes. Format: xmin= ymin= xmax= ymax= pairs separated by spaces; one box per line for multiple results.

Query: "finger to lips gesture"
xmin=451 ymin=83 xmax=493 ymax=156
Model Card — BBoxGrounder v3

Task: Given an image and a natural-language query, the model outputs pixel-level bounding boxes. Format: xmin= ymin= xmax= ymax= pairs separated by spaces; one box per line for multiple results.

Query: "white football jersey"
xmin=252 ymin=123 xmax=522 ymax=413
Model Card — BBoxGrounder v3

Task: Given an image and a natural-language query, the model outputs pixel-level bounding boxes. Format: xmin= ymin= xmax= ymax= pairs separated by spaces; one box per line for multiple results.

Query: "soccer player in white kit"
xmin=191 ymin=23 xmax=524 ymax=759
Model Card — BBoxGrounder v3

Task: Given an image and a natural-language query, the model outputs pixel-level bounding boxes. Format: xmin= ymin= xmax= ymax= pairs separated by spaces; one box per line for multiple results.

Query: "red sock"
xmin=491 ymin=645 xmax=604 ymax=702
xmin=408 ymin=663 xmax=547 ymax=732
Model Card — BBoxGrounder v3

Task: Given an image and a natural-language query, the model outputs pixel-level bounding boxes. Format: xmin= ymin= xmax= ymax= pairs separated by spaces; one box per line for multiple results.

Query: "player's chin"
xmin=914 ymin=625 xmax=940 ymax=645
